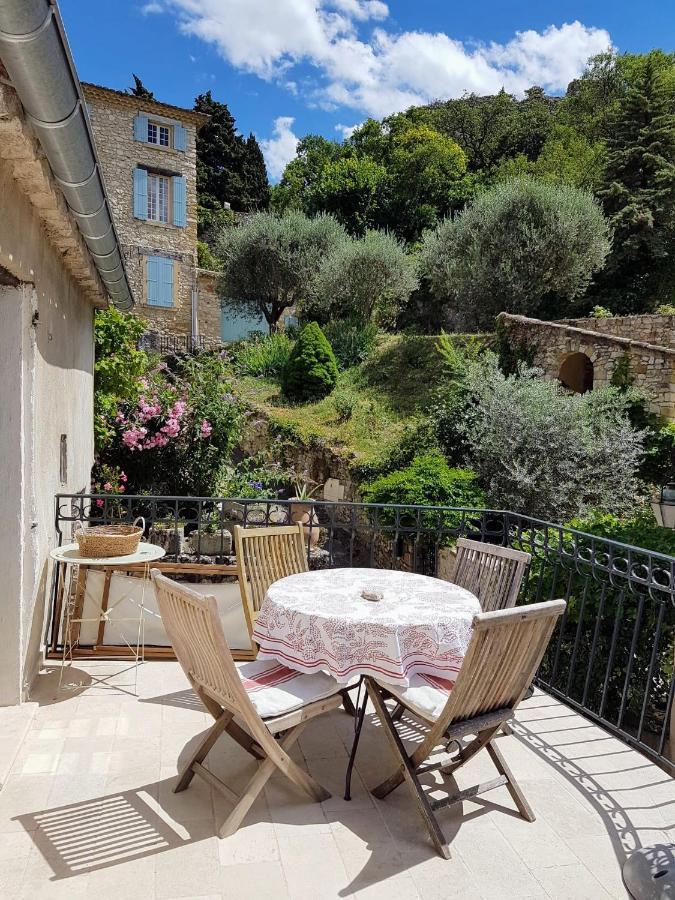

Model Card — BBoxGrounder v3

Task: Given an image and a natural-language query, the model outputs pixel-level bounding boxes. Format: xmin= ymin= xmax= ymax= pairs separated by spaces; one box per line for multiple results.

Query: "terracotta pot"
xmin=289 ymin=499 xmax=314 ymax=523
xmin=289 ymin=499 xmax=320 ymax=547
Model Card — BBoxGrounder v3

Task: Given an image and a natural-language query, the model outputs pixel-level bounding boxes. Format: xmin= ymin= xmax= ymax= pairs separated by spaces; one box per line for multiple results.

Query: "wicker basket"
xmin=74 ymin=517 xmax=145 ymax=558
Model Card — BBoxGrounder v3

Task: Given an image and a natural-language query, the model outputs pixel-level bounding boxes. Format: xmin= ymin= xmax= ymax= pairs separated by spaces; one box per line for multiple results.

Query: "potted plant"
xmin=289 ymin=474 xmax=323 ymax=547
xmin=149 ymin=520 xmax=186 ymax=556
xmin=189 ymin=511 xmax=234 ymax=556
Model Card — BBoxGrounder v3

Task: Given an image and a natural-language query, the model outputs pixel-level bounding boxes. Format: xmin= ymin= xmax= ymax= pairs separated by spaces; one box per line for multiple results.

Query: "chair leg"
xmin=218 ymin=723 xmax=329 ymax=839
xmin=225 ymin=718 xmax=265 ymax=760
xmin=486 ymin=741 xmax=535 ymax=822
xmin=365 ymin=678 xmax=451 ymax=860
xmin=175 ymin=711 xmax=233 ymax=793
xmin=341 ymin=689 xmax=357 ymax=717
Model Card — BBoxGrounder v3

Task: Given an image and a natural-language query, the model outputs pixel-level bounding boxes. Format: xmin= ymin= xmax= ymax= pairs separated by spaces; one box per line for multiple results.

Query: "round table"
xmin=252 ymin=567 xmax=481 ymax=687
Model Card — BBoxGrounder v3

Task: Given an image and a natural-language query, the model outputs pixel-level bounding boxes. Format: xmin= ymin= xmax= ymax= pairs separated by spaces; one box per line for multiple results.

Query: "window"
xmin=147 ymin=121 xmax=170 ymax=147
xmin=146 ymin=255 xmax=175 ymax=307
xmin=134 ymin=115 xmax=187 ymax=151
xmin=133 ymin=169 xmax=186 ymax=226
xmin=147 ymin=173 xmax=169 ymax=223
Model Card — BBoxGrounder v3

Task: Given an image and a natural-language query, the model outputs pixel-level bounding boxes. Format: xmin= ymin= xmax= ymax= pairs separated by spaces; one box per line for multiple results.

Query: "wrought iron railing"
xmin=54 ymin=494 xmax=675 ymax=774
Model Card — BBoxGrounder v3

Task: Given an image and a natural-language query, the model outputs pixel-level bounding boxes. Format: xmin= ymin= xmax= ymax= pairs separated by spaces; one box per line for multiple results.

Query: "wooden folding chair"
xmin=151 ymin=570 xmax=343 ymax=838
xmin=365 ymin=599 xmax=566 ymax=859
xmin=234 ymin=523 xmax=359 ymax=717
xmin=234 ymin=524 xmax=308 ymax=637
xmin=449 ymin=538 xmax=531 ymax=611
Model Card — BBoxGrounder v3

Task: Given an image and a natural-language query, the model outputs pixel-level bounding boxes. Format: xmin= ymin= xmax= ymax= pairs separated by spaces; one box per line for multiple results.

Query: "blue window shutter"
xmin=172 ymin=175 xmax=186 ymax=227
xmin=146 ymin=255 xmax=160 ymax=305
xmin=134 ymin=114 xmax=148 ymax=141
xmin=133 ymin=168 xmax=148 ymax=220
xmin=174 ymin=123 xmax=187 ymax=151
xmin=159 ymin=258 xmax=174 ymax=307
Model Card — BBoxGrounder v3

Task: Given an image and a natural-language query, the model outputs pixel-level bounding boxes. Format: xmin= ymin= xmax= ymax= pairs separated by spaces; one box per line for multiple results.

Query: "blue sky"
xmin=60 ymin=0 xmax=673 ymax=179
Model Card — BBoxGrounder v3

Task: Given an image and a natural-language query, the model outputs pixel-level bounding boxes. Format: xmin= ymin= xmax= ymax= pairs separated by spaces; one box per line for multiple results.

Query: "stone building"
xmin=83 ymin=83 xmax=226 ymax=344
xmin=498 ymin=312 xmax=675 ymax=419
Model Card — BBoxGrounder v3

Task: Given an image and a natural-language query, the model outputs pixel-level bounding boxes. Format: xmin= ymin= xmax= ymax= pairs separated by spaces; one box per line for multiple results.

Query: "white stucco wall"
xmin=0 ymin=160 xmax=95 ymax=705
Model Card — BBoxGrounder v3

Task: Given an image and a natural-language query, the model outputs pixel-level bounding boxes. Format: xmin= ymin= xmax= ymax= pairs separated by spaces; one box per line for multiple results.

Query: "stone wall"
xmin=499 ymin=313 xmax=675 ymax=419
xmin=197 ymin=269 xmax=222 ymax=342
xmin=560 ymin=314 xmax=675 ymax=349
xmin=83 ymin=84 xmax=204 ymax=335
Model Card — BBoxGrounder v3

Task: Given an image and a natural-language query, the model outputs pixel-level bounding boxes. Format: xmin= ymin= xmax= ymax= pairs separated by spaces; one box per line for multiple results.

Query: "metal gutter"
xmin=0 ymin=0 xmax=134 ymax=309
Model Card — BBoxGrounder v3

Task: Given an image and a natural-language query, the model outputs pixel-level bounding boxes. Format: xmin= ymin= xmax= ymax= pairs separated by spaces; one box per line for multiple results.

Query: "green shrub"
xmin=321 ymin=321 xmax=380 ymax=370
xmin=197 ymin=240 xmax=222 ymax=271
xmin=463 ymin=354 xmax=644 ymax=521
xmin=641 ymin=421 xmax=675 ymax=485
xmin=331 ymin=385 xmax=358 ymax=422
xmin=231 ymin=332 xmax=294 ymax=378
xmin=281 ymin=322 xmax=338 ymax=402
xmin=94 ymin=307 xmax=149 ymax=451
xmin=590 ymin=304 xmax=614 ymax=318
xmin=360 ymin=451 xmax=484 ymax=525
xmin=655 ymin=304 xmax=675 ymax=315
xmin=568 ymin=507 xmax=675 ymax=556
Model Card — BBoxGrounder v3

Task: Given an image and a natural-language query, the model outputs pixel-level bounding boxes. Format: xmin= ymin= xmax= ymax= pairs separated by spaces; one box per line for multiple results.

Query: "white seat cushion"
xmin=236 ymin=659 xmax=339 ymax=719
xmin=385 ymin=672 xmax=456 ymax=722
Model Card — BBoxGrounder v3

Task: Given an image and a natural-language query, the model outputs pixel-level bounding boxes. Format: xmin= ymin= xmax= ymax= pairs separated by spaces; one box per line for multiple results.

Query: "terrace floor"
xmin=1 ymin=661 xmax=673 ymax=900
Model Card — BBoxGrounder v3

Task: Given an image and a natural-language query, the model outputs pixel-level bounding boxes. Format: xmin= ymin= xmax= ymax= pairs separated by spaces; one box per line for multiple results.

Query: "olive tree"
xmin=307 ymin=229 xmax=419 ymax=327
xmin=216 ymin=210 xmax=347 ymax=332
xmin=421 ymin=178 xmax=611 ymax=329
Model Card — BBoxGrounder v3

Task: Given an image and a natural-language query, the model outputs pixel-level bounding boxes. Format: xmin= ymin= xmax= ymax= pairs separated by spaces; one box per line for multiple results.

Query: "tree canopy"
xmin=216 ymin=210 xmax=347 ymax=331
xmin=421 ymin=178 xmax=610 ymax=329
xmin=194 ymin=91 xmax=270 ymax=216
xmin=593 ymin=54 xmax=675 ymax=311
xmin=270 ymin=49 xmax=675 ymax=317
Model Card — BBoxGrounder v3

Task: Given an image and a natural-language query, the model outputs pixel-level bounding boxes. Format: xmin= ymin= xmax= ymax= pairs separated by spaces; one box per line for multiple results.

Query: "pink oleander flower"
xmin=115 ymin=412 xmax=125 ymax=423
xmin=122 ymin=427 xmax=147 ymax=450
xmin=120 ymin=472 xmax=128 ymax=482
xmin=171 ymin=399 xmax=187 ymax=419
xmin=96 ymin=499 xmax=104 ymax=508
xmin=119 ymin=485 xmax=125 ymax=492
xmin=103 ymin=482 xmax=112 ymax=491
xmin=199 ymin=419 xmax=213 ymax=439
xmin=161 ymin=418 xmax=180 ymax=437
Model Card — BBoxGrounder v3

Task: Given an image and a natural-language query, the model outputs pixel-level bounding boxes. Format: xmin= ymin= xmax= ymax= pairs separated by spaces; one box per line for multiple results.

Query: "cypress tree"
xmin=595 ymin=54 xmax=675 ymax=310
xmin=194 ymin=91 xmax=246 ymax=211
xmin=194 ymin=92 xmax=270 ymax=213
xmin=128 ymin=74 xmax=154 ymax=100
xmin=242 ymin=133 xmax=271 ymax=209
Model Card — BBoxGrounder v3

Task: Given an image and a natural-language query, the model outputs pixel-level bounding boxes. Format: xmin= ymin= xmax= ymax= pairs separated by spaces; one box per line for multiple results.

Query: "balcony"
xmin=0 ymin=495 xmax=672 ymax=898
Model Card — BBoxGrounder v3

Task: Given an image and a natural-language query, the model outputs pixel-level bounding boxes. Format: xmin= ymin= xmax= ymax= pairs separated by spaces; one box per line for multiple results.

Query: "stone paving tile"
xmin=0 ymin=662 xmax=671 ymax=900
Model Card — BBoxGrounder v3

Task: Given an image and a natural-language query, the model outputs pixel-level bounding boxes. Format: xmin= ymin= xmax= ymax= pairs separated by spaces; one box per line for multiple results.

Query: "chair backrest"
xmin=234 ymin=524 xmax=308 ymax=631
xmin=151 ymin=570 xmax=260 ymax=727
xmin=436 ymin=599 xmax=565 ymax=734
xmin=450 ymin=538 xmax=531 ymax=612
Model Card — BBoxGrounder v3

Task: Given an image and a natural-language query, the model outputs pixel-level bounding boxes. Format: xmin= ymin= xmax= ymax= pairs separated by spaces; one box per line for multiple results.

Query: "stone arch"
xmin=559 ymin=351 xmax=594 ymax=394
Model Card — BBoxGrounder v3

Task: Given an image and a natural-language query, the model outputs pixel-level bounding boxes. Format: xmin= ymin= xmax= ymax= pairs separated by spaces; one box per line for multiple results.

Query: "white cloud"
xmin=261 ymin=116 xmax=300 ymax=180
xmin=159 ymin=2 xmax=612 ymax=118
xmin=140 ymin=1 xmax=163 ymax=14
xmin=335 ymin=122 xmax=361 ymax=139
xmin=329 ymin=0 xmax=388 ymax=21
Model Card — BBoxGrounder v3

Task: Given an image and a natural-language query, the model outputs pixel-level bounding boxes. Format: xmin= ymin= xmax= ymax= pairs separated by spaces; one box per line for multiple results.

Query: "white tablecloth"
xmin=252 ymin=568 xmax=481 ymax=686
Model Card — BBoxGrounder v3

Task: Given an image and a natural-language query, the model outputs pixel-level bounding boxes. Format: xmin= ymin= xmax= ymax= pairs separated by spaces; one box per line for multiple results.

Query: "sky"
xmin=59 ymin=0 xmax=673 ymax=180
